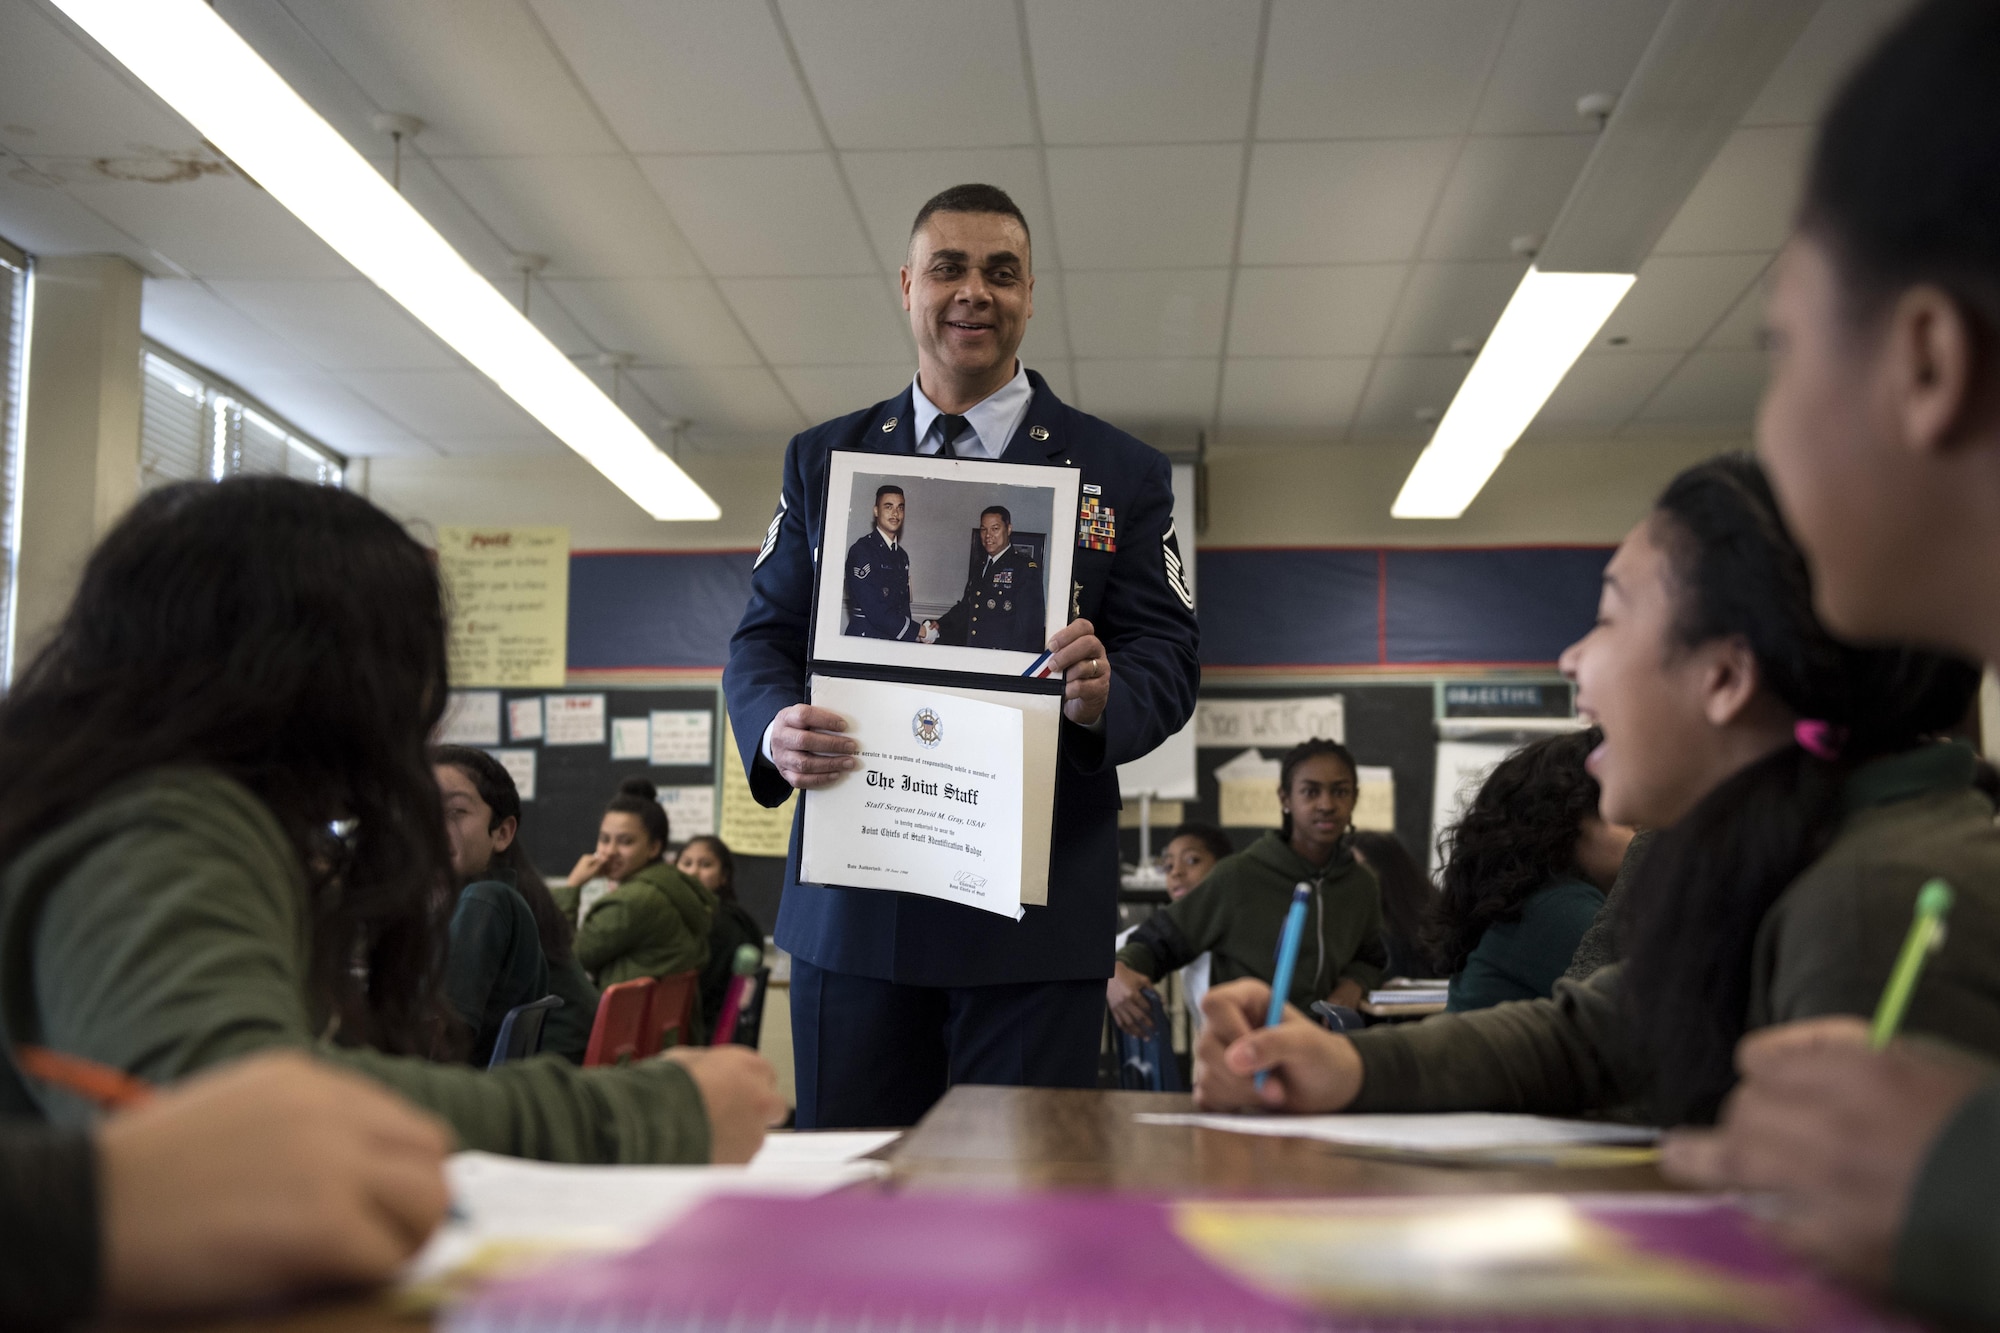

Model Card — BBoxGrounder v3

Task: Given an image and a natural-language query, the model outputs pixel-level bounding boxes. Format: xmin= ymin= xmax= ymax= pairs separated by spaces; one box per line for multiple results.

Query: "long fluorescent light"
xmin=51 ymin=0 xmax=719 ymax=521
xmin=1391 ymin=268 xmax=1634 ymax=520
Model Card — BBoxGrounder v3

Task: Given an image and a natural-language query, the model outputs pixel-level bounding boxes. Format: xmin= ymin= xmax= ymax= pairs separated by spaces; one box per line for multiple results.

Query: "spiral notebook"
xmin=444 ymin=1190 xmax=1906 ymax=1332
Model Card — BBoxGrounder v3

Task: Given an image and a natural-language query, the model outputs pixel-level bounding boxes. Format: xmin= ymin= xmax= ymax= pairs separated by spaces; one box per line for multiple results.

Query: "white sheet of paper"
xmin=489 ymin=748 xmax=536 ymax=801
xmin=750 ymin=1129 xmax=900 ymax=1167
xmin=1133 ymin=1112 xmax=1659 ymax=1151
xmin=650 ymin=709 xmax=712 ymax=766
xmin=507 ymin=697 xmax=543 ymax=742
xmin=544 ymin=693 xmax=607 ymax=746
xmin=610 ymin=717 xmax=650 ymax=760
xmin=658 ymin=785 xmax=717 ymax=839
xmin=803 ymin=675 xmax=1024 ymax=919
xmin=438 ymin=691 xmax=502 ymax=746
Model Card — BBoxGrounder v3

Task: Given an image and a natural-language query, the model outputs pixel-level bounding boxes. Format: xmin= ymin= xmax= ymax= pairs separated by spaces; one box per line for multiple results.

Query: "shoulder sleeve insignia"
xmin=853 ymin=563 xmax=870 ymax=579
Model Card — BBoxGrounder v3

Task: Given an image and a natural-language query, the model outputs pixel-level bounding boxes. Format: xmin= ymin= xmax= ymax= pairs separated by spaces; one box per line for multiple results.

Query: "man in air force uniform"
xmin=936 ymin=506 xmax=1044 ymax=652
xmin=725 ymin=184 xmax=1200 ymax=1128
xmin=842 ymin=485 xmax=920 ymax=641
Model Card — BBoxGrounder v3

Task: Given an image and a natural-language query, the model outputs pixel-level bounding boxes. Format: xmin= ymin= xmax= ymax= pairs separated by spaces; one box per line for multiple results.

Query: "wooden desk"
xmin=140 ymin=1086 xmax=1668 ymax=1333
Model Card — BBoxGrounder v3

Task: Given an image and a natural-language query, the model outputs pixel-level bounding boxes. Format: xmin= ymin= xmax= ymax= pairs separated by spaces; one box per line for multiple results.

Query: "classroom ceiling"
xmin=0 ymin=0 xmax=1913 ymax=463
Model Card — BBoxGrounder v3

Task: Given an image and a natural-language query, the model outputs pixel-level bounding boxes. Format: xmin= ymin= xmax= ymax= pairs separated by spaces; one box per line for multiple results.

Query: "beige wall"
xmin=363 ymin=431 xmax=1741 ymax=554
xmin=11 ymin=255 xmax=143 ymax=676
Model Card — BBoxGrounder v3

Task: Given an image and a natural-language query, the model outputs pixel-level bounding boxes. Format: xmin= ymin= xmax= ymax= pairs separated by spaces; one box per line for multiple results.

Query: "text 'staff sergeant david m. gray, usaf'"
xmin=724 ymin=182 xmax=1200 ymax=1130
xmin=842 ymin=484 xmax=921 ymax=641
xmin=936 ymin=506 xmax=1044 ymax=652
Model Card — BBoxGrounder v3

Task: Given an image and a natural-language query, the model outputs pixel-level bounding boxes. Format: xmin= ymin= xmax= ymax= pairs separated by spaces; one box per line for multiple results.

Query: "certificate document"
xmin=802 ymin=674 xmax=1025 ymax=919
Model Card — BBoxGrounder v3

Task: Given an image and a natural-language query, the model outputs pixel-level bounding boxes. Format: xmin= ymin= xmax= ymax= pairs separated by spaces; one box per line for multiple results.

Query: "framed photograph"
xmin=812 ymin=451 xmax=1080 ymax=679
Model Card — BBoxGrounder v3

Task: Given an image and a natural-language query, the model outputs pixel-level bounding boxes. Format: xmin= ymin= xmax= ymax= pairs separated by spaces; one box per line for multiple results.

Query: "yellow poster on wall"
xmin=719 ymin=716 xmax=796 ymax=858
xmin=437 ymin=526 xmax=569 ymax=688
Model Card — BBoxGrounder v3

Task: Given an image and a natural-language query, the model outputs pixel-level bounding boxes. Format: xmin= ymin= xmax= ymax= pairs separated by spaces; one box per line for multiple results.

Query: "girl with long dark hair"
xmin=563 ymin=779 xmax=715 ymax=996
xmin=1111 ymin=740 xmax=1384 ymax=1036
xmin=1347 ymin=831 xmax=1433 ymax=981
xmin=678 ymin=836 xmax=767 ymax=1043
xmin=433 ymin=745 xmax=599 ymax=1065
xmin=1190 ymin=455 xmax=1996 ymax=1133
xmin=1660 ymin=4 xmax=2000 ymax=1317
xmin=1426 ymin=728 xmax=1633 ymax=1011
xmin=0 ymin=479 xmax=780 ymax=1162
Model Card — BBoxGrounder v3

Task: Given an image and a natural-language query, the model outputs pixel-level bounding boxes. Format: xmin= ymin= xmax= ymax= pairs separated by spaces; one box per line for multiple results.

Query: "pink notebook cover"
xmin=444 ymin=1191 xmax=1907 ymax=1333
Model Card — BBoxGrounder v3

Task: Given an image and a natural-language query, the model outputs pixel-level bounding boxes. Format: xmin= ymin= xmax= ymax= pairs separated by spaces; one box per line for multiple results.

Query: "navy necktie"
xmin=936 ymin=414 xmax=970 ymax=458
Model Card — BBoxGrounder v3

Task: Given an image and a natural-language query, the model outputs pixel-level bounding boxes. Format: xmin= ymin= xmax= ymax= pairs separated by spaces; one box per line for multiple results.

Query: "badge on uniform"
xmin=1077 ymin=496 xmax=1117 ymax=553
xmin=994 ymin=568 xmax=1014 ymax=588
xmin=853 ymin=563 xmax=870 ymax=579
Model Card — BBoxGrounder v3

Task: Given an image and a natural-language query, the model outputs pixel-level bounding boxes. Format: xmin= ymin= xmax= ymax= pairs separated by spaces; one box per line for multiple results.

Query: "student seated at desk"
xmin=1426 ymin=729 xmax=1633 ymax=1012
xmin=1193 ymin=456 xmax=1995 ymax=1137
xmin=1349 ymin=831 xmax=1435 ymax=981
xmin=562 ymin=780 xmax=716 ymax=1006
xmin=676 ymin=836 xmax=765 ymax=1043
xmin=1113 ymin=743 xmax=1384 ymax=1036
xmin=1106 ymin=821 xmax=1233 ymax=1037
xmin=433 ymin=746 xmax=598 ymax=1065
xmin=0 ymin=1050 xmax=448 ymax=1330
xmin=0 ymin=478 xmax=782 ymax=1164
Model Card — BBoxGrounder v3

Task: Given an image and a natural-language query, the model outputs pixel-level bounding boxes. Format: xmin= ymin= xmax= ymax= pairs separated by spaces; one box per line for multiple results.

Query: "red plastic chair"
xmin=582 ymin=977 xmax=657 ymax=1067
xmin=643 ymin=971 xmax=700 ymax=1054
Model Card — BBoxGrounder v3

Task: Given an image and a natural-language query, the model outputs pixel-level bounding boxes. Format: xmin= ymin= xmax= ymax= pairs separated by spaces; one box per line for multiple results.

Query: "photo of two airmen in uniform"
xmin=839 ymin=474 xmax=1053 ymax=656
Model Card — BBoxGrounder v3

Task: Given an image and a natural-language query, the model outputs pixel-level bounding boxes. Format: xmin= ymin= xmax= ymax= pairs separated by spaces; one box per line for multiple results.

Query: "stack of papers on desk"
xmin=1135 ymin=1112 xmax=1660 ymax=1166
xmin=405 ymin=1130 xmax=898 ymax=1297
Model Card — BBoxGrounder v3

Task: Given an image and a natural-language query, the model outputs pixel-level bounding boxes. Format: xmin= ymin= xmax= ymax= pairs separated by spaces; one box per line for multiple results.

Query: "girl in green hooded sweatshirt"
xmin=560 ymin=779 xmax=716 ymax=998
xmin=1110 ymin=740 xmax=1384 ymax=1036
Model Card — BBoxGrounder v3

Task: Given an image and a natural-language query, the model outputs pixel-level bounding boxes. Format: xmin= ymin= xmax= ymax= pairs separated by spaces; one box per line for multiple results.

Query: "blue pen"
xmin=1255 ymin=883 xmax=1312 ymax=1094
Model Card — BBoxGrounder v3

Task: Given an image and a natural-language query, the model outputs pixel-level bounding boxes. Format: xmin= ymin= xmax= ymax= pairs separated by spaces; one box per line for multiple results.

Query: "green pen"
xmin=1870 ymin=878 xmax=1954 ymax=1049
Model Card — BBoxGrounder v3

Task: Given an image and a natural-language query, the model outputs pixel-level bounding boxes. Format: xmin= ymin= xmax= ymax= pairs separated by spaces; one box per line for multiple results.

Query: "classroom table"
xmin=140 ymin=1086 xmax=1670 ymax=1333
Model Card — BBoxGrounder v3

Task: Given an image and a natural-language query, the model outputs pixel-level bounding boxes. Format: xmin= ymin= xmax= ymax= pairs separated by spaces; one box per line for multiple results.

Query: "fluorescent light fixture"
xmin=1391 ymin=267 xmax=1634 ymax=520
xmin=51 ymin=0 xmax=719 ymax=521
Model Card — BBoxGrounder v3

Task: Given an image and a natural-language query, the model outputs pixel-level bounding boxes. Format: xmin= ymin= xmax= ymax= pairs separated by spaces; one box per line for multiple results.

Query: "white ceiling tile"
xmin=1063 ymin=270 xmax=1229 ymax=359
xmin=1027 ymin=0 xmax=1261 ymax=145
xmin=142 ymin=279 xmax=319 ymax=374
xmin=637 ymin=153 xmax=876 ymax=277
xmin=1635 ymin=349 xmax=1768 ymax=425
xmin=841 ymin=148 xmax=1052 ymax=270
xmin=1352 ymin=356 xmax=1472 ymax=434
xmin=1420 ymin=134 xmax=1595 ymax=261
xmin=1530 ymin=349 xmax=1682 ymax=435
xmin=527 ymin=0 xmax=821 ymax=153
xmin=0 ymin=2 xmax=191 ymax=158
xmin=257 ymin=0 xmax=621 ymax=157
xmin=1702 ymin=281 xmax=1769 ymax=351
xmin=1599 ymin=254 xmax=1769 ymax=351
xmin=1227 ymin=265 xmax=1407 ymax=358
xmin=45 ymin=171 xmax=352 ymax=279
xmin=1071 ymin=358 xmax=1219 ymax=423
xmin=428 ymin=435 xmax=566 ymax=459
xmin=628 ymin=366 xmax=810 ymax=433
xmin=776 ymin=0 xmax=1032 ymax=150
xmin=720 ymin=277 xmax=911 ymax=365
xmin=543 ymin=278 xmax=762 ymax=367
xmin=1652 ymin=125 xmax=1814 ymax=255
xmin=222 ymin=370 xmax=430 ymax=457
xmin=1016 ymin=268 xmax=1071 ymax=362
xmin=772 ymin=365 xmax=913 ymax=424
xmin=1742 ymin=0 xmax=1917 ymax=126
xmin=430 ymin=156 xmax=703 ymax=279
xmin=0 ymin=168 xmax=156 ymax=265
xmin=204 ymin=279 xmax=458 ymax=371
xmin=1048 ymin=145 xmax=1244 ymax=269
xmin=1473 ymin=0 xmax=1671 ymax=135
xmin=344 ymin=368 xmax=545 ymax=438
xmin=1379 ymin=261 xmax=1525 ymax=356
xmin=1031 ymin=361 xmax=1076 ymax=403
xmin=1219 ymin=358 xmax=1370 ymax=433
xmin=1258 ymin=0 xmax=1514 ymax=139
xmin=1240 ymin=140 xmax=1457 ymax=266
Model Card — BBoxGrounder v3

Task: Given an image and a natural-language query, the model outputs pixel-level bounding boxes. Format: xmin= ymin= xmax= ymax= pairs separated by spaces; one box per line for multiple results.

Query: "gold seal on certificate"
xmin=803 ymin=675 xmax=1029 ymax=918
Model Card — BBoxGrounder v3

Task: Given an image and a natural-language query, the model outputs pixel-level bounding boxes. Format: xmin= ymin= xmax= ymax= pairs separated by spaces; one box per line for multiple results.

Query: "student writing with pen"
xmin=1110 ymin=741 xmax=1384 ymax=1038
xmin=1194 ymin=458 xmax=2000 ymax=1141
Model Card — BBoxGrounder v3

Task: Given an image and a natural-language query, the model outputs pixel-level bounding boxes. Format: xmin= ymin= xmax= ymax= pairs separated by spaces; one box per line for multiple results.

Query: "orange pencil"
xmin=16 ymin=1045 xmax=154 ymax=1110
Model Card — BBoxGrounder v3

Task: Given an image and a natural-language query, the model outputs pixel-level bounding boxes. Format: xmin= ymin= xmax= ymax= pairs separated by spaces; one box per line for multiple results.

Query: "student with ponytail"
xmin=1192 ymin=456 xmax=1998 ymax=1134
xmin=565 ymin=780 xmax=716 ymax=998
xmin=1659 ymin=3 xmax=2000 ymax=1319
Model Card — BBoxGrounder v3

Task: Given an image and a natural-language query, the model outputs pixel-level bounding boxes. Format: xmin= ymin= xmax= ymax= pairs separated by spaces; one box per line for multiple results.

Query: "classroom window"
xmin=0 ymin=237 xmax=27 ymax=686
xmin=139 ymin=344 xmax=344 ymax=491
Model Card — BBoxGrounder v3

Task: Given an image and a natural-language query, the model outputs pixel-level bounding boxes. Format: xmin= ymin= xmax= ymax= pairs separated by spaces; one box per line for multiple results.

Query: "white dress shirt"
xmin=911 ymin=361 xmax=1033 ymax=459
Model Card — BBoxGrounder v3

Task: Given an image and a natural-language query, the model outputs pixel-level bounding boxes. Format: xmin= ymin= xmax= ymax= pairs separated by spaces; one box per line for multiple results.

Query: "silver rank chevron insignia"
xmin=1163 ymin=521 xmax=1193 ymax=610
xmin=753 ymin=492 xmax=787 ymax=569
xmin=1077 ymin=496 xmax=1117 ymax=552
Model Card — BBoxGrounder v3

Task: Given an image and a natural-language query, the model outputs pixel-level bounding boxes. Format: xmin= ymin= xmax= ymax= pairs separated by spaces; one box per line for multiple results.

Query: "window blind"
xmin=0 ymin=240 xmax=27 ymax=684
xmin=139 ymin=345 xmax=344 ymax=490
